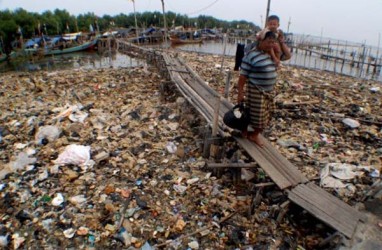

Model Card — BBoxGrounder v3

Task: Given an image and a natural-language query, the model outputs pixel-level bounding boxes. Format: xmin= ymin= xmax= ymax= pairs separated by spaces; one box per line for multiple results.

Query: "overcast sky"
xmin=1 ymin=0 xmax=381 ymax=47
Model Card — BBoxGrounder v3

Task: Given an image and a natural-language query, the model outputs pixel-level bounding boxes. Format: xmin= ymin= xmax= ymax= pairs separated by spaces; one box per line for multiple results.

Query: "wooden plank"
xmin=306 ymin=182 xmax=367 ymax=222
xmin=288 ymin=192 xmax=355 ymax=238
xmin=261 ymin=138 xmax=308 ymax=185
xmin=260 ymin=145 xmax=302 ymax=185
xmin=289 ymin=183 xmax=359 ymax=238
xmin=234 ymin=136 xmax=293 ymax=189
xmin=291 ymin=185 xmax=358 ymax=231
xmin=171 ymin=73 xmax=214 ymax=122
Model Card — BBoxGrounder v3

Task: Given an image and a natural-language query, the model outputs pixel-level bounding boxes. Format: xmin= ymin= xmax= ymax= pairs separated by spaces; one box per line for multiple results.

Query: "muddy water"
xmin=2 ymin=40 xmax=381 ymax=82
xmin=0 ymin=51 xmax=145 ymax=73
xmin=173 ymin=40 xmax=382 ymax=82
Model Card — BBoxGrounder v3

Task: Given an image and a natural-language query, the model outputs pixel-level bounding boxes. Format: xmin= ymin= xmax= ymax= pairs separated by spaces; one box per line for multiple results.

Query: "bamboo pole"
xmin=160 ymin=0 xmax=168 ymax=45
xmin=132 ymin=0 xmax=139 ymax=44
xmin=207 ymin=163 xmax=257 ymax=168
xmin=224 ymin=71 xmax=232 ymax=100
xmin=220 ymin=34 xmax=227 ymax=73
xmin=265 ymin=0 xmax=271 ymax=27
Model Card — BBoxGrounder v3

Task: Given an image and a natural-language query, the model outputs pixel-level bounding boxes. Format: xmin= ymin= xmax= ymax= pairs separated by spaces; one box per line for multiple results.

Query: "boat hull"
xmin=169 ymin=37 xmax=203 ymax=45
xmin=44 ymin=38 xmax=98 ymax=56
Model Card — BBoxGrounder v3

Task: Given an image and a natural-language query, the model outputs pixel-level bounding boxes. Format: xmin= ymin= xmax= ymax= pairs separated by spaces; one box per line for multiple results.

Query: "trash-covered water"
xmin=171 ymin=40 xmax=382 ymax=82
xmin=0 ymin=51 xmax=145 ymax=73
xmin=3 ymin=41 xmax=381 ymax=83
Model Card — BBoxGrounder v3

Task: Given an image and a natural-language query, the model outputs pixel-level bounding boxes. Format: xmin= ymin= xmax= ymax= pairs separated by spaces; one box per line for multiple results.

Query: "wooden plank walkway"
xmin=116 ymin=40 xmax=364 ymax=238
xmin=288 ymin=182 xmax=366 ymax=238
xmin=160 ymin=53 xmax=363 ymax=237
xmin=235 ymin=136 xmax=308 ymax=189
xmin=162 ymin=53 xmax=307 ymax=189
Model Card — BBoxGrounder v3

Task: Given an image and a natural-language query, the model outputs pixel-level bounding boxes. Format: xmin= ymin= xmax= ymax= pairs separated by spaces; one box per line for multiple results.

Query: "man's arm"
xmin=237 ymin=74 xmax=247 ymax=103
xmin=278 ymin=30 xmax=292 ymax=61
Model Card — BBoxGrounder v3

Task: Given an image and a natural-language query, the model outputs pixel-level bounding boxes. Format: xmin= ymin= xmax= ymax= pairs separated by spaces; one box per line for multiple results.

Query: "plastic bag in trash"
xmin=53 ymin=144 xmax=94 ymax=170
xmin=35 ymin=125 xmax=61 ymax=145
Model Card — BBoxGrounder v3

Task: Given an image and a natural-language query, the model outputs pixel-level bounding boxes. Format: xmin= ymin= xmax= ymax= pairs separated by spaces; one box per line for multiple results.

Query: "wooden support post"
xmin=207 ymin=163 xmax=257 ymax=168
xmin=269 ymin=204 xmax=279 ymax=218
xmin=202 ymin=126 xmax=212 ymax=158
xmin=233 ymin=168 xmax=241 ymax=185
xmin=276 ymin=200 xmax=290 ymax=223
xmin=318 ymin=232 xmax=341 ymax=248
xmin=252 ymin=187 xmax=263 ymax=210
xmin=210 ymin=96 xmax=221 ymax=159
xmin=224 ymin=71 xmax=232 ymax=100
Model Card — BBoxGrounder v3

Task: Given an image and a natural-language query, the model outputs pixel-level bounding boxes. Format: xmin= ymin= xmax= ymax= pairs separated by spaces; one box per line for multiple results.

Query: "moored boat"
xmin=169 ymin=35 xmax=203 ymax=45
xmin=44 ymin=37 xmax=98 ymax=56
xmin=22 ymin=33 xmax=98 ymax=56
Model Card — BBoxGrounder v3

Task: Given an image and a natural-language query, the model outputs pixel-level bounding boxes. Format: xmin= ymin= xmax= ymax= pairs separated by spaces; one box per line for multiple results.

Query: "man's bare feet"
xmin=248 ymin=132 xmax=264 ymax=147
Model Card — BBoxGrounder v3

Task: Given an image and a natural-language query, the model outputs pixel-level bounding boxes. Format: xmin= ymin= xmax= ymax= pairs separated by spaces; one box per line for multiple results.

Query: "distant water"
xmin=2 ymin=40 xmax=381 ymax=82
xmin=170 ymin=40 xmax=382 ymax=82
xmin=0 ymin=51 xmax=145 ymax=73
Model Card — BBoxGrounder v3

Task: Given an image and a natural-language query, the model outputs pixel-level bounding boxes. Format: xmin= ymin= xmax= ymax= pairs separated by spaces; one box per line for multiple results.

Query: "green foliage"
xmin=0 ymin=8 xmax=259 ymax=52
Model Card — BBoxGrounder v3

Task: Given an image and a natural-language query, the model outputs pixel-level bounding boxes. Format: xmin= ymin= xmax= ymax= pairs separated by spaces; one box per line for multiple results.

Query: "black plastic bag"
xmin=223 ymin=103 xmax=250 ymax=131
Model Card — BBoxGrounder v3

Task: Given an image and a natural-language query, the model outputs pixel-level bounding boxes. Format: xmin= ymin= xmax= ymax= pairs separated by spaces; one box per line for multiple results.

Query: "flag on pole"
xmin=89 ymin=24 xmax=94 ymax=33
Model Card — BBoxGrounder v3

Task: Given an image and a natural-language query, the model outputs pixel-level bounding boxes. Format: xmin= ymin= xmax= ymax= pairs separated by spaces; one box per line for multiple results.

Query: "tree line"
xmin=0 ymin=8 xmax=259 ymax=52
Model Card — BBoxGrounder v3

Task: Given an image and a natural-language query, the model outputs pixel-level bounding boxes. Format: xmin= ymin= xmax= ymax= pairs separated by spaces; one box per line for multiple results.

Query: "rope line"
xmin=186 ymin=0 xmax=221 ymax=16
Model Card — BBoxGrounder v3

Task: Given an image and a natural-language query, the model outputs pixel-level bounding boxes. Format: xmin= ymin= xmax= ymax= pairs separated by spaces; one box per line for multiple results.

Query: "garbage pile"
xmin=0 ymin=51 xmax=382 ymax=249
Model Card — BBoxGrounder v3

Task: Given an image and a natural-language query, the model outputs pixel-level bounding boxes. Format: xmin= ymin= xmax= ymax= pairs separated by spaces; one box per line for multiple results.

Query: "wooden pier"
xmin=116 ymin=39 xmax=365 ymax=238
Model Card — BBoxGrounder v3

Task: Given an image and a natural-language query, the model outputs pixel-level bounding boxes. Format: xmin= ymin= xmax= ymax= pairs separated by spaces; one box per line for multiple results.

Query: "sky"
xmin=1 ymin=0 xmax=381 ymax=47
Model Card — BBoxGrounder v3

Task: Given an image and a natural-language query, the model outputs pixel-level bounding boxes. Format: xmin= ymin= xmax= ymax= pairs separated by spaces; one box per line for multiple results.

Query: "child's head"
xmin=266 ymin=15 xmax=280 ymax=32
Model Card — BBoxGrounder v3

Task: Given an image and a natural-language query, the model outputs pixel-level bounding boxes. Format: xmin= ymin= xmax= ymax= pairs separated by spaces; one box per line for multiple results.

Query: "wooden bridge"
xmin=116 ymin=40 xmax=366 ymax=239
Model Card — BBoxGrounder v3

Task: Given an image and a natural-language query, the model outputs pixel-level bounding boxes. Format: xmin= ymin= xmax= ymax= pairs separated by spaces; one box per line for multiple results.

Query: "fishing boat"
xmin=169 ymin=35 xmax=203 ymax=45
xmin=23 ymin=33 xmax=98 ymax=56
xmin=44 ymin=37 xmax=98 ymax=56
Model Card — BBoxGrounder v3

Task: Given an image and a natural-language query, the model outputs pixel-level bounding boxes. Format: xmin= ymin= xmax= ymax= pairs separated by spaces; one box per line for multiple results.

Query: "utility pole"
xmin=131 ymin=0 xmax=139 ymax=44
xmin=265 ymin=0 xmax=271 ymax=27
xmin=287 ymin=17 xmax=291 ymax=33
xmin=160 ymin=0 xmax=168 ymax=45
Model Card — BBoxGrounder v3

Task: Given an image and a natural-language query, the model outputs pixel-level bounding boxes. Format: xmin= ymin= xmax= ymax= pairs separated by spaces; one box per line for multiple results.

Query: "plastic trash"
xmin=320 ymin=163 xmax=378 ymax=196
xmin=141 ymin=241 xmax=154 ymax=250
xmin=63 ymin=228 xmax=75 ymax=238
xmin=12 ymin=152 xmax=37 ymax=171
xmin=35 ymin=125 xmax=61 ymax=145
xmin=370 ymin=86 xmax=380 ymax=93
xmin=241 ymin=168 xmax=255 ymax=181
xmin=12 ymin=233 xmax=25 ymax=249
xmin=173 ymin=184 xmax=187 ymax=194
xmin=53 ymin=144 xmax=94 ymax=170
xmin=0 ymin=152 xmax=37 ymax=180
xmin=52 ymin=193 xmax=64 ymax=206
xmin=52 ymin=104 xmax=83 ymax=121
xmin=342 ymin=118 xmax=360 ymax=128
xmin=88 ymin=235 xmax=96 ymax=248
xmin=188 ymin=240 xmax=200 ymax=249
xmin=166 ymin=141 xmax=177 ymax=154
xmin=69 ymin=111 xmax=88 ymax=123
xmin=0 ymin=234 xmax=9 ymax=247
xmin=114 ymin=227 xmax=132 ymax=246
xmin=69 ymin=195 xmax=87 ymax=206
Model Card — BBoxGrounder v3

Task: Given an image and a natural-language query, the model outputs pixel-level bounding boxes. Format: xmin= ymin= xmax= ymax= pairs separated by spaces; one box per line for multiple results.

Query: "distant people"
xmin=245 ymin=15 xmax=291 ymax=68
xmin=237 ymin=31 xmax=278 ymax=147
